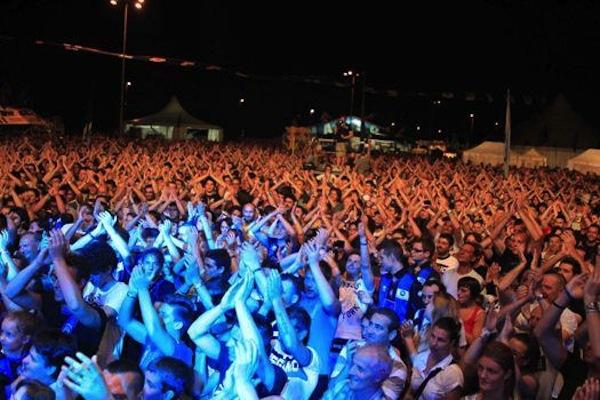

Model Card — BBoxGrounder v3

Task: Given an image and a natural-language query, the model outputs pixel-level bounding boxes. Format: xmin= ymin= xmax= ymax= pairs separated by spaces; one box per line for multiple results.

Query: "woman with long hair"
xmin=462 ymin=341 xmax=516 ymax=400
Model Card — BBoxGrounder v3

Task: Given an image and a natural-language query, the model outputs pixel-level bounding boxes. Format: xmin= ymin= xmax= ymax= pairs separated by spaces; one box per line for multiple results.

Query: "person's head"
xmin=49 ymin=253 xmax=90 ymax=302
xmin=11 ymin=379 xmax=55 ymax=400
xmin=9 ymin=207 xmax=29 ymax=229
xmin=18 ymin=232 xmax=41 ymax=263
xmin=204 ymin=249 xmax=231 ymax=280
xmin=436 ymin=233 xmax=455 ymax=257
xmin=410 ymin=238 xmax=433 ymax=265
xmin=421 ymin=280 xmax=444 ymax=306
xmin=21 ymin=330 xmax=76 ymax=384
xmin=362 ymin=307 xmax=400 ymax=346
xmin=540 ymin=272 xmax=566 ymax=302
xmin=138 ymin=248 xmax=164 ymax=280
xmin=586 ymin=224 xmax=599 ymax=243
xmin=143 ymin=185 xmax=156 ymax=201
xmin=457 ymin=276 xmax=481 ymax=305
xmin=428 ymin=317 xmax=460 ymax=357
xmin=79 ymin=240 xmax=118 ymax=287
xmin=303 ymin=262 xmax=332 ymax=299
xmin=163 ymin=203 xmax=180 ymax=222
xmin=0 ymin=311 xmax=37 ymax=356
xmin=347 ymin=344 xmax=393 ymax=393
xmin=345 ymin=252 xmax=362 ymax=277
xmin=141 ymin=228 xmax=160 ymax=248
xmin=288 ymin=307 xmax=311 ymax=343
xmin=546 ymin=234 xmax=562 ymax=253
xmin=242 ymin=203 xmax=256 ymax=223
xmin=508 ymin=333 xmax=540 ymax=374
xmin=281 ymin=273 xmax=302 ymax=307
xmin=378 ymin=239 xmax=403 ymax=273
xmin=556 ymin=256 xmax=581 ymax=283
xmin=104 ymin=359 xmax=144 ymax=400
xmin=477 ymin=341 xmax=515 ymax=395
xmin=456 ymin=241 xmax=479 ymax=267
xmin=144 ymin=357 xmax=193 ymax=400
xmin=158 ymin=295 xmax=195 ymax=339
xmin=426 ymin=292 xmax=460 ymax=324
xmin=509 ymin=232 xmax=528 ymax=254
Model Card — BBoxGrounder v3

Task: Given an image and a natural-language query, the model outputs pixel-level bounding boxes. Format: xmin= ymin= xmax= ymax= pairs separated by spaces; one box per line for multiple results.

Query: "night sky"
xmin=1 ymin=0 xmax=599 ymax=141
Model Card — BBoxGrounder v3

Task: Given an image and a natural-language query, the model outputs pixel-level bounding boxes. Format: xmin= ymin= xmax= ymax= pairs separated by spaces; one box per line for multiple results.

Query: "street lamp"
xmin=109 ymin=0 xmax=144 ymax=135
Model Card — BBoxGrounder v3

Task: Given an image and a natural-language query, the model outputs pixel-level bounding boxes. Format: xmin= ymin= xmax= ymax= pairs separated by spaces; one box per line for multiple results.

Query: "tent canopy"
xmin=463 ymin=141 xmax=547 ymax=168
xmin=126 ymin=96 xmax=222 ymax=141
xmin=567 ymin=149 xmax=600 ymax=175
xmin=514 ymin=94 xmax=599 ymax=149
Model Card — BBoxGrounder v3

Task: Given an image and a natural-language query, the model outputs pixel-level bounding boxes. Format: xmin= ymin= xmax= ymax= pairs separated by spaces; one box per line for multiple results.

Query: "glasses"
xmin=411 ymin=248 xmax=424 ymax=253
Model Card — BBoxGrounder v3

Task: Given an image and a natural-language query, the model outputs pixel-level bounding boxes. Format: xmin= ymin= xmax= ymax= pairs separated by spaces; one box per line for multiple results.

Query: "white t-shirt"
xmin=441 ymin=268 xmax=483 ymax=299
xmin=335 ymin=277 xmax=373 ymax=340
xmin=82 ymin=280 xmax=128 ymax=315
xmin=411 ymin=350 xmax=463 ymax=400
xmin=435 ymin=254 xmax=459 ymax=273
xmin=270 ymin=340 xmax=320 ymax=400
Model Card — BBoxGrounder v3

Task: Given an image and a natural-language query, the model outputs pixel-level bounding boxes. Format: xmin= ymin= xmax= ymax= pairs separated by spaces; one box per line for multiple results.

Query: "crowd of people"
xmin=0 ymin=133 xmax=599 ymax=400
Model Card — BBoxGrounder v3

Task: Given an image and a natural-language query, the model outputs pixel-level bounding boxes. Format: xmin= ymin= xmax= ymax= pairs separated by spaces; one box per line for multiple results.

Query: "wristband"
xmin=126 ymin=291 xmax=137 ymax=299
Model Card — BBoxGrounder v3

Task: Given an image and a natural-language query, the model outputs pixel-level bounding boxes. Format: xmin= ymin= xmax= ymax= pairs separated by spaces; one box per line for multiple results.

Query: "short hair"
xmin=205 ymin=249 xmax=231 ymax=273
xmin=138 ymin=247 xmax=164 ymax=266
xmin=281 ymin=272 xmax=303 ymax=297
xmin=423 ymin=279 xmax=446 ymax=293
xmin=288 ymin=307 xmax=311 ymax=336
xmin=31 ymin=330 xmax=76 ymax=379
xmin=457 ymin=276 xmax=482 ymax=299
xmin=356 ymin=344 xmax=393 ymax=383
xmin=560 ymin=256 xmax=582 ymax=275
xmin=78 ymin=240 xmax=118 ymax=274
xmin=367 ymin=307 xmax=400 ymax=334
xmin=413 ymin=237 xmax=435 ymax=255
xmin=509 ymin=333 xmax=541 ymax=374
xmin=13 ymin=379 xmax=56 ymax=400
xmin=432 ymin=317 xmax=461 ymax=346
xmin=544 ymin=271 xmax=566 ymax=289
xmin=163 ymin=294 xmax=196 ymax=331
xmin=10 ymin=206 xmax=30 ymax=226
xmin=147 ymin=357 xmax=193 ymax=397
xmin=379 ymin=239 xmax=403 ymax=262
xmin=105 ymin=359 xmax=144 ymax=397
xmin=141 ymin=227 xmax=160 ymax=240
xmin=2 ymin=311 xmax=39 ymax=337
xmin=438 ymin=233 xmax=455 ymax=247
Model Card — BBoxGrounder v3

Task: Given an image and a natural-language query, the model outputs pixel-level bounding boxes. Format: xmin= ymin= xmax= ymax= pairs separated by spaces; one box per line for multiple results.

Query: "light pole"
xmin=469 ymin=113 xmax=475 ymax=145
xmin=343 ymin=70 xmax=358 ymax=116
xmin=110 ymin=0 xmax=144 ymax=135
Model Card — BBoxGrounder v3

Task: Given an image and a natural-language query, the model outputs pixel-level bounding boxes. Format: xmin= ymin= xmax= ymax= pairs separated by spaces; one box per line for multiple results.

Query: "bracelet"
xmin=126 ymin=291 xmax=137 ymax=299
xmin=552 ymin=301 xmax=566 ymax=310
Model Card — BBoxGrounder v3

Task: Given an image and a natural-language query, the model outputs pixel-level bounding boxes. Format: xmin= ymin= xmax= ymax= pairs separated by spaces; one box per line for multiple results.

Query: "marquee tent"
xmin=463 ymin=141 xmax=549 ymax=168
xmin=567 ymin=149 xmax=600 ymax=175
xmin=126 ymin=96 xmax=223 ymax=141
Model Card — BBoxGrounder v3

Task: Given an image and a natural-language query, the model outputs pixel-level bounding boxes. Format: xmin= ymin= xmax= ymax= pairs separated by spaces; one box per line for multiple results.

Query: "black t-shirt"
xmin=558 ymin=350 xmax=588 ymax=400
xmin=38 ymin=289 xmax=108 ymax=356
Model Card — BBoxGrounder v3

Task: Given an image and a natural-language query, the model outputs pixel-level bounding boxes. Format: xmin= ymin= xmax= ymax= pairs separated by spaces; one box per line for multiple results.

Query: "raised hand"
xmin=48 ymin=229 xmax=68 ymax=261
xmin=239 ymin=242 xmax=261 ymax=272
xmin=0 ymin=230 xmax=10 ymax=251
xmin=584 ymin=262 xmax=600 ymax=301
xmin=265 ymin=268 xmax=283 ymax=301
xmin=159 ymin=219 xmax=173 ymax=236
xmin=61 ymin=353 xmax=111 ymax=400
xmin=97 ymin=211 xmax=116 ymax=229
xmin=304 ymin=239 xmax=321 ymax=265
xmin=566 ymin=273 xmax=589 ymax=300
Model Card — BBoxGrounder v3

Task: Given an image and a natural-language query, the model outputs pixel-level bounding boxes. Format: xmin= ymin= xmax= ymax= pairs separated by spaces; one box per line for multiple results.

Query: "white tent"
xmin=518 ymin=148 xmax=547 ymax=168
xmin=567 ymin=149 xmax=600 ymax=175
xmin=126 ymin=97 xmax=223 ymax=141
xmin=463 ymin=141 xmax=514 ymax=166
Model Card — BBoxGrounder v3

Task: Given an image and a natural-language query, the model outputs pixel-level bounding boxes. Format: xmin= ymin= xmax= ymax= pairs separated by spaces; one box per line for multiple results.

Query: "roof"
xmin=127 ymin=96 xmax=221 ymax=129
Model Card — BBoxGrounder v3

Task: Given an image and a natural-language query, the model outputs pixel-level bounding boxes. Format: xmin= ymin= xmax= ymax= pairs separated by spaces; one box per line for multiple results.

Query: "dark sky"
xmin=1 ymin=0 xmax=599 ymax=140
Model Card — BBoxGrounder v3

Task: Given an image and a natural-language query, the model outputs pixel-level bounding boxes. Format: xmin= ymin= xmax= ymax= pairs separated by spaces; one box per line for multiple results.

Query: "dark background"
xmin=1 ymin=0 xmax=599 ymax=142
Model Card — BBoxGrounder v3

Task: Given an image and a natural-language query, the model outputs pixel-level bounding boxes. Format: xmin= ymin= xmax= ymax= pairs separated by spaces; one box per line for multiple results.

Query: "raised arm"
xmin=49 ymin=230 xmax=102 ymax=329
